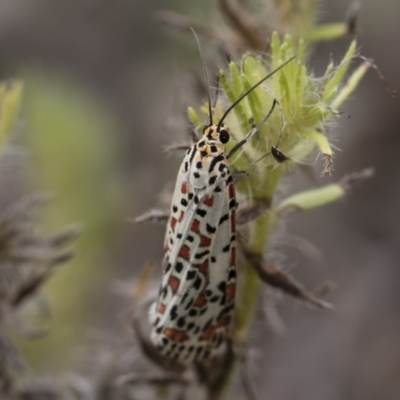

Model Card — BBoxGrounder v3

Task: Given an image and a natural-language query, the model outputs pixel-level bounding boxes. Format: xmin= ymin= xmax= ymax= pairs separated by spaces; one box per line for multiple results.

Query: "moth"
xmin=149 ymin=33 xmax=294 ymax=363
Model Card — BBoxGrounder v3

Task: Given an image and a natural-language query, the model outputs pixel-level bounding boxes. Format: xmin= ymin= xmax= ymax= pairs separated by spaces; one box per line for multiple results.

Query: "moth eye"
xmin=219 ymin=129 xmax=230 ymax=144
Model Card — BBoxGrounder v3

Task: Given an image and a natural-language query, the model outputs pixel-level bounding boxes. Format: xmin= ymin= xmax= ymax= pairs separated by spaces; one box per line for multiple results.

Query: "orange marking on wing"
xmin=217 ymin=316 xmax=230 ymax=327
xmin=226 ymin=282 xmax=236 ymax=302
xmin=228 ymin=184 xmax=235 ymax=199
xmin=191 ymin=219 xmax=200 ymax=233
xmin=157 ymin=303 xmax=166 ymax=314
xmin=164 ymin=328 xmax=188 ymax=342
xmin=194 ymin=293 xmax=207 ymax=307
xmin=200 ymin=325 xmax=216 ymax=341
xmin=230 ymin=210 xmax=236 ymax=232
xmin=178 ymin=211 xmax=185 ymax=222
xmin=200 ymin=235 xmax=211 ymax=247
xmin=170 ymin=217 xmax=177 ymax=230
xmin=203 ymin=195 xmax=214 ymax=207
xmin=230 ymin=247 xmax=236 ymax=266
xmin=181 ymin=181 xmax=187 ymax=194
xmin=179 ymin=245 xmax=190 ymax=260
xmin=168 ymin=276 xmax=180 ymax=293
xmin=198 ymin=259 xmax=209 ymax=275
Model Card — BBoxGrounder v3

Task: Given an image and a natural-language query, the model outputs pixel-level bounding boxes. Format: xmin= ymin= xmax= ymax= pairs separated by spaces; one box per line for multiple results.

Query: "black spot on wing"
xmin=222 ymin=244 xmax=230 ymax=252
xmin=219 ymin=162 xmax=227 ymax=172
xmin=195 ymin=250 xmax=209 ymax=259
xmin=209 ymin=176 xmax=217 ymax=185
xmin=206 ymin=224 xmax=216 ymax=234
xmin=185 ymin=298 xmax=194 ymax=310
xmin=170 ymin=305 xmax=178 ymax=321
xmin=219 ymin=214 xmax=229 ymax=225
xmin=197 ymin=208 xmax=207 ymax=217
xmin=189 ymin=146 xmax=197 ymax=164
xmin=203 ymin=317 xmax=213 ymax=330
xmin=199 ymin=307 xmax=208 ymax=316
xmin=187 ymin=322 xmax=195 ymax=331
xmin=210 ymin=295 xmax=220 ymax=303
xmin=194 ymin=276 xmax=202 ymax=290
xmin=175 ymin=262 xmax=183 ymax=273
xmin=218 ymin=281 xmax=226 ymax=292
xmin=186 ymin=270 xmax=196 ymax=280
xmin=189 ymin=309 xmax=198 ymax=317
xmin=209 ymin=154 xmax=224 ymax=173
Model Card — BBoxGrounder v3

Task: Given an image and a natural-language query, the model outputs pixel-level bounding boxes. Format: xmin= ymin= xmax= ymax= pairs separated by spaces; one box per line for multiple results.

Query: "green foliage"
xmin=0 ymin=80 xmax=23 ymax=157
xmin=21 ymin=74 xmax=123 ymax=368
xmin=189 ymin=33 xmax=368 ymax=201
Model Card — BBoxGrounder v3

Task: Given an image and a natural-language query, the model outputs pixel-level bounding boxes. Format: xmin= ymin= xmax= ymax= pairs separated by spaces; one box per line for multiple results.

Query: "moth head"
xmin=203 ymin=124 xmax=230 ymax=145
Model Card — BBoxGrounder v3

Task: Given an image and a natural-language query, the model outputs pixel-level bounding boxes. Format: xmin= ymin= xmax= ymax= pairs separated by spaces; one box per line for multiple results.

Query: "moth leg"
xmin=134 ymin=209 xmax=170 ymax=224
xmin=232 ymin=170 xmax=249 ymax=183
xmin=227 ymin=99 xmax=279 ymax=159
xmin=236 ymin=199 xmax=271 ymax=225
xmin=163 ymin=142 xmax=192 ymax=155
xmin=250 ymin=98 xmax=292 ymax=165
xmin=163 ymin=111 xmax=203 ymax=154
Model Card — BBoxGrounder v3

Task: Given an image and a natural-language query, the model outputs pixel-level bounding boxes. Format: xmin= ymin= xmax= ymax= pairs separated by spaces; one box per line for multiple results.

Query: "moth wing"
xmin=150 ymin=157 xmax=235 ymax=361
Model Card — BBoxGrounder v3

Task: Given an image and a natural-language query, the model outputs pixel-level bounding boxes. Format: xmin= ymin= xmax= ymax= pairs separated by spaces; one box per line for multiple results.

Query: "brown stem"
xmin=218 ymin=0 xmax=269 ymax=51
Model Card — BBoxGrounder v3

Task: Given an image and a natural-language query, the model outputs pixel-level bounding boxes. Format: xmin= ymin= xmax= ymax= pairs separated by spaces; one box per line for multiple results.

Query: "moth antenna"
xmin=218 ymin=56 xmax=296 ymax=130
xmin=212 ymin=75 xmax=220 ymax=113
xmin=190 ymin=27 xmax=213 ymax=126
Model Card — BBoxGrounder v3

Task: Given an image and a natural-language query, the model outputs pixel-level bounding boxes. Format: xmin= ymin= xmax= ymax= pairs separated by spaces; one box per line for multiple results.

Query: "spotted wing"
xmin=149 ymin=147 xmax=236 ymax=362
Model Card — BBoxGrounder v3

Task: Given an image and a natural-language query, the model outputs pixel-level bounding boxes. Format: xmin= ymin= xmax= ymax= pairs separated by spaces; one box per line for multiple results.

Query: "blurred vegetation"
xmin=0 ymin=81 xmax=23 ymax=155
xmin=20 ymin=73 xmax=123 ymax=369
xmin=0 ymin=0 xmax=383 ymax=399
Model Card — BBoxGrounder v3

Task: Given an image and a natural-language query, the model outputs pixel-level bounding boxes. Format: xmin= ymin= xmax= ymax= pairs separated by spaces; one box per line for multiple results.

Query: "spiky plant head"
xmin=189 ymin=33 xmax=369 ymax=200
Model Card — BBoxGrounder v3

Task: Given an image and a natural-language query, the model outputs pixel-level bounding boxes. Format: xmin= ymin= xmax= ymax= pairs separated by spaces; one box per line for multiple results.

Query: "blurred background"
xmin=0 ymin=0 xmax=399 ymax=399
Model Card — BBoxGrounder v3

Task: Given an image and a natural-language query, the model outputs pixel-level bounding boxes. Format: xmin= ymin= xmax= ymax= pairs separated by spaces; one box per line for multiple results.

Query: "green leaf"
xmin=274 ymin=184 xmax=345 ymax=215
xmin=306 ymin=23 xmax=348 ymax=42
xmin=323 ymin=41 xmax=357 ymax=103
